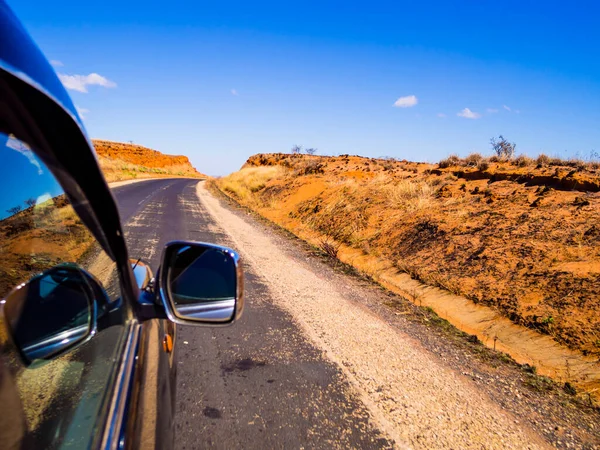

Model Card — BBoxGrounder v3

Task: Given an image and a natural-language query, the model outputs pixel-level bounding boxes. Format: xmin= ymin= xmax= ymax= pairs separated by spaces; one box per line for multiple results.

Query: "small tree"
xmin=6 ymin=206 xmax=22 ymax=215
xmin=291 ymin=145 xmax=302 ymax=154
xmin=305 ymin=148 xmax=317 ymax=155
xmin=490 ymin=135 xmax=516 ymax=160
xmin=24 ymin=198 xmax=36 ymax=208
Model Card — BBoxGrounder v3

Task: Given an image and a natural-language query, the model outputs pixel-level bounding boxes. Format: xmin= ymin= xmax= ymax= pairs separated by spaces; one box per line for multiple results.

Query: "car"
xmin=0 ymin=2 xmax=244 ymax=449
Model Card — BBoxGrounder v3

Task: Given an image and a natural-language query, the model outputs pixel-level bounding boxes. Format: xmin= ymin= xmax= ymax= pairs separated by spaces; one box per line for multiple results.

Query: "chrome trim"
xmin=100 ymin=322 xmax=141 ymax=450
xmin=175 ymin=299 xmax=235 ymax=322
xmin=22 ymin=324 xmax=89 ymax=360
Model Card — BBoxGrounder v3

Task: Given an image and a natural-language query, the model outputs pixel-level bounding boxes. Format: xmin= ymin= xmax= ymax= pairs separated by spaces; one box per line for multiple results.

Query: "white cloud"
xmin=393 ymin=95 xmax=418 ymax=108
xmin=230 ymin=88 xmax=238 ymax=96
xmin=486 ymin=108 xmax=499 ymax=113
xmin=437 ymin=113 xmax=446 ymax=118
xmin=50 ymin=60 xmax=64 ymax=67
xmin=58 ymin=73 xmax=117 ymax=93
xmin=76 ymin=107 xmax=90 ymax=119
xmin=6 ymin=135 xmax=43 ymax=175
xmin=503 ymin=104 xmax=511 ymax=112
xmin=457 ymin=107 xmax=481 ymax=119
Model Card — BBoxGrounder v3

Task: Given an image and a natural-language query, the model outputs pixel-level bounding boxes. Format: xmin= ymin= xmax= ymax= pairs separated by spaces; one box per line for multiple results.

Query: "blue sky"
xmin=1 ymin=135 xmax=62 ymax=218
xmin=10 ymin=1 xmax=600 ymax=175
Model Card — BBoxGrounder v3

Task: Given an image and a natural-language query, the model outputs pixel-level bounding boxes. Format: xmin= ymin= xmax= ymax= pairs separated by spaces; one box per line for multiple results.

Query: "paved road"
xmin=111 ymin=179 xmax=390 ymax=449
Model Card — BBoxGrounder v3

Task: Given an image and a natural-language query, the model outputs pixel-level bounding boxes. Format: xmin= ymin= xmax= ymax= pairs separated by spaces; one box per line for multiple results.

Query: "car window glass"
xmin=0 ymin=134 xmax=127 ymax=449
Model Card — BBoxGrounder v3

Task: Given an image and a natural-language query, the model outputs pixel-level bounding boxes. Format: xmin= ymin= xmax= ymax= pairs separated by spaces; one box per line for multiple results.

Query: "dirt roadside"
xmin=197 ymin=181 xmax=600 ymax=449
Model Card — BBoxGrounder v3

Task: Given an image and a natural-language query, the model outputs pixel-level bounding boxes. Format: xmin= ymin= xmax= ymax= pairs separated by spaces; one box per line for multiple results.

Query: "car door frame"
xmin=0 ymin=9 xmax=175 ymax=447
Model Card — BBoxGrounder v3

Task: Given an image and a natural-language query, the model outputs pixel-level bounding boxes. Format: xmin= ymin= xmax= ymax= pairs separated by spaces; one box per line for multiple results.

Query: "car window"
xmin=0 ymin=133 xmax=127 ymax=449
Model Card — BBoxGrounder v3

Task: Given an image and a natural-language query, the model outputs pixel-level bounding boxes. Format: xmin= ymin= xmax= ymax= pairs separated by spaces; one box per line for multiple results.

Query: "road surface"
xmin=109 ymin=178 xmax=587 ymax=449
xmin=112 ymin=179 xmax=391 ymax=449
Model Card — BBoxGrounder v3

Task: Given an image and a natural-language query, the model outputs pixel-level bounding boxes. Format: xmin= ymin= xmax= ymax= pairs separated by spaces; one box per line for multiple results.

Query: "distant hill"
xmin=93 ymin=139 xmax=207 ymax=182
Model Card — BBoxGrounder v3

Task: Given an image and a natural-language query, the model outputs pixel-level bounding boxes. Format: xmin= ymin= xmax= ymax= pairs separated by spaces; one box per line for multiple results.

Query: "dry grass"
xmin=438 ymin=154 xmax=461 ymax=168
xmin=514 ymin=154 xmax=534 ymax=167
xmin=221 ymin=152 xmax=600 ymax=359
xmin=94 ymin=140 xmax=205 ymax=182
xmin=216 ymin=166 xmax=288 ymax=204
xmin=437 ymin=152 xmax=600 ymax=172
xmin=464 ymin=153 xmax=484 ymax=166
xmin=536 ymin=154 xmax=551 ymax=166
xmin=380 ymin=178 xmax=435 ymax=211
xmin=98 ymin=156 xmax=201 ymax=182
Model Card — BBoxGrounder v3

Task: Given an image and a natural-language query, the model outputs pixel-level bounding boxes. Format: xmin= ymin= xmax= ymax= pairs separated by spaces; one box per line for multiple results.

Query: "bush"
xmin=514 ymin=154 xmax=533 ymax=167
xmin=568 ymin=158 xmax=586 ymax=170
xmin=548 ymin=157 xmax=564 ymax=166
xmin=319 ymin=240 xmax=340 ymax=258
xmin=490 ymin=135 xmax=516 ymax=159
xmin=294 ymin=160 xmax=324 ymax=176
xmin=536 ymin=153 xmax=550 ymax=166
xmin=477 ymin=160 xmax=490 ymax=171
xmin=438 ymin=154 xmax=461 ymax=168
xmin=464 ymin=153 xmax=483 ymax=166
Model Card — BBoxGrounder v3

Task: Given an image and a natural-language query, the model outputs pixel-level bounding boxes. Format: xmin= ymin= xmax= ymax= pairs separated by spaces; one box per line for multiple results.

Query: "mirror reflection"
xmin=2 ymin=264 xmax=94 ymax=365
xmin=168 ymin=245 xmax=237 ymax=322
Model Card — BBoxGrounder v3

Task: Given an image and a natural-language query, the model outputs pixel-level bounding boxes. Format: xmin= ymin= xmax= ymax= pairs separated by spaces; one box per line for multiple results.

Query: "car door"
xmin=0 ymin=6 xmax=243 ymax=447
xmin=0 ymin=132 xmax=137 ymax=449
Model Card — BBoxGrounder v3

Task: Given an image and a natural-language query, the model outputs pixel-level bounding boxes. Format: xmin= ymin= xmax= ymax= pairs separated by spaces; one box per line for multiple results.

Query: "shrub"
xmin=568 ymin=158 xmax=586 ymax=170
xmin=490 ymin=135 xmax=516 ymax=159
xmin=477 ymin=159 xmax=490 ymax=171
xmin=514 ymin=154 xmax=533 ymax=167
xmin=294 ymin=160 xmax=324 ymax=176
xmin=548 ymin=157 xmax=564 ymax=166
xmin=6 ymin=206 xmax=22 ymax=215
xmin=464 ymin=153 xmax=483 ymax=166
xmin=536 ymin=153 xmax=550 ymax=166
xmin=319 ymin=240 xmax=340 ymax=258
xmin=438 ymin=154 xmax=461 ymax=168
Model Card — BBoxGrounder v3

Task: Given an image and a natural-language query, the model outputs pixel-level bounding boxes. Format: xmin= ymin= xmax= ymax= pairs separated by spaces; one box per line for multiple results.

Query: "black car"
xmin=0 ymin=3 xmax=244 ymax=449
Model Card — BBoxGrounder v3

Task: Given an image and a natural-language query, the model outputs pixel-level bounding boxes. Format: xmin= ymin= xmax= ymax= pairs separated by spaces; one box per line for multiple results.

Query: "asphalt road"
xmin=111 ymin=178 xmax=390 ymax=449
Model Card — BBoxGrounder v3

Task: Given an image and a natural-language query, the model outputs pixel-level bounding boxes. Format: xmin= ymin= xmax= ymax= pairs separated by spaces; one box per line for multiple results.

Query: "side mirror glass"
xmin=160 ymin=241 xmax=244 ymax=325
xmin=1 ymin=264 xmax=100 ymax=367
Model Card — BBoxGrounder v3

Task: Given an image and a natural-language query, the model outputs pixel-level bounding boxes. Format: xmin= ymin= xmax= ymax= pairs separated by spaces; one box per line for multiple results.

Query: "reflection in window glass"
xmin=0 ymin=133 xmax=126 ymax=449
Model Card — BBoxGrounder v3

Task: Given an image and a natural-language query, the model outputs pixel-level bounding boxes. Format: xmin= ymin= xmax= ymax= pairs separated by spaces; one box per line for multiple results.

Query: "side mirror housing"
xmin=158 ymin=241 xmax=244 ymax=325
xmin=1 ymin=264 xmax=105 ymax=367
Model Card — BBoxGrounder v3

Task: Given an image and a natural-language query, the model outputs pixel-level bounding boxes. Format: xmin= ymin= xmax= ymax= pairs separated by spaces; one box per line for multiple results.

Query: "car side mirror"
xmin=159 ymin=241 xmax=244 ymax=325
xmin=1 ymin=264 xmax=103 ymax=367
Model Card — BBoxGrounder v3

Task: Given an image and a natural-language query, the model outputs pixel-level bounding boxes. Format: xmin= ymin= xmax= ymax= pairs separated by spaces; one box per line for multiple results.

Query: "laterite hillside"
xmin=93 ymin=139 xmax=206 ymax=182
xmin=218 ymin=152 xmax=600 ymax=358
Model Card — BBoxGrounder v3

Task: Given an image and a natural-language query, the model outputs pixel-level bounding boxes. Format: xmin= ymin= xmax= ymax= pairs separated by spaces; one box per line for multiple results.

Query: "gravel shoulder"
xmin=195 ymin=181 xmax=589 ymax=449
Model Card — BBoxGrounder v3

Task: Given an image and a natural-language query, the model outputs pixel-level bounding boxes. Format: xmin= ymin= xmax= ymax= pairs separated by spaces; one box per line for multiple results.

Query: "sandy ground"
xmin=195 ymin=181 xmax=549 ymax=449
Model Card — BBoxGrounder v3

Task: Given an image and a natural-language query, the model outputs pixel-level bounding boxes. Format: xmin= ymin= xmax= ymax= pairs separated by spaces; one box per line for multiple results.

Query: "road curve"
xmin=113 ymin=179 xmax=390 ymax=449
xmin=112 ymin=178 xmax=549 ymax=449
